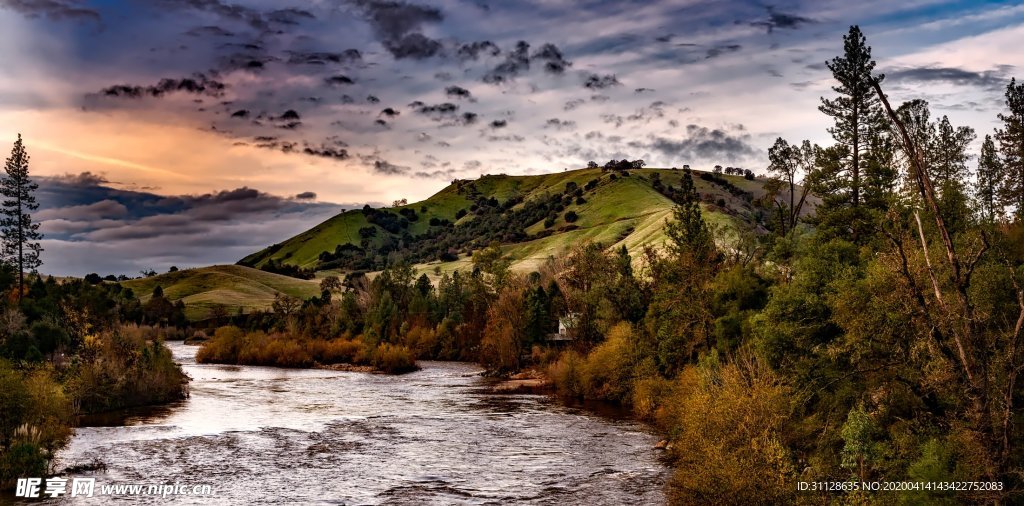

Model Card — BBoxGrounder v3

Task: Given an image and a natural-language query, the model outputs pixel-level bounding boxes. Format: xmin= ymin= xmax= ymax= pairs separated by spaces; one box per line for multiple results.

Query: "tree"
xmin=819 ymin=25 xmax=883 ymax=209
xmin=665 ymin=170 xmax=714 ymax=261
xmin=996 ymin=78 xmax=1024 ymax=219
xmin=931 ymin=115 xmax=975 ymax=191
xmin=766 ymin=138 xmax=815 ymax=235
xmin=587 ymin=161 xmax=598 ymax=169
xmin=1 ymin=134 xmax=43 ymax=297
xmin=976 ymin=135 xmax=1003 ymax=222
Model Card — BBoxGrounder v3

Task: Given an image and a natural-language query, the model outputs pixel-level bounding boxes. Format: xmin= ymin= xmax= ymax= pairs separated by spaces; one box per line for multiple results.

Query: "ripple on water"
xmin=50 ymin=342 xmax=668 ymax=505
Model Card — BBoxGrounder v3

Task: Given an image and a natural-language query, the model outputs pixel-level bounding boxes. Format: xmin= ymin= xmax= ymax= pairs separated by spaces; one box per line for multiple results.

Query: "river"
xmin=45 ymin=342 xmax=667 ymax=504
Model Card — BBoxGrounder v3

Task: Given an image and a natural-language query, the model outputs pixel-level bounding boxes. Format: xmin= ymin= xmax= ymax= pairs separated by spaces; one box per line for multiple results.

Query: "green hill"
xmin=120 ymin=265 xmax=321 ymax=321
xmin=135 ymin=167 xmax=810 ymax=321
xmin=241 ymin=167 xmax=811 ymax=276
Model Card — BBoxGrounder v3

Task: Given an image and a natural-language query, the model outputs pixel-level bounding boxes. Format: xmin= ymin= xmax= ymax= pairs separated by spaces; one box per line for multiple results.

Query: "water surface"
xmin=53 ymin=342 xmax=667 ymax=504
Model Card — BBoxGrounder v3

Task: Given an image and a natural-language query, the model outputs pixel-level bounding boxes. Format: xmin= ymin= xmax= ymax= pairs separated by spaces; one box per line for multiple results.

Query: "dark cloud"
xmin=185 ymin=25 xmax=234 ymax=37
xmin=483 ymin=41 xmax=530 ymax=84
xmin=37 ymin=199 xmax=128 ymax=222
xmin=705 ymin=44 xmax=742 ymax=59
xmin=380 ymin=107 xmax=400 ymax=117
xmin=582 ymin=73 xmax=620 ymax=89
xmin=161 ymin=0 xmax=267 ymax=30
xmin=373 ymin=159 xmax=410 ymax=175
xmin=286 ymin=50 xmax=362 ymax=65
xmin=415 ymin=101 xmax=459 ymax=119
xmin=489 ymin=119 xmax=507 ymax=129
xmin=648 ymin=124 xmax=758 ymax=162
xmin=750 ymin=6 xmax=815 ymax=33
xmin=885 ymin=65 xmax=1013 ymax=90
xmin=563 ymin=98 xmax=585 ymax=111
xmin=544 ymin=118 xmax=576 ymax=130
xmin=367 ymin=95 xmax=381 ymax=104
xmin=353 ymin=0 xmax=445 ymax=60
xmin=0 ymin=0 xmax=100 ymax=22
xmin=301 ymin=144 xmax=350 ymax=160
xmin=445 ymin=85 xmax=473 ymax=100
xmin=325 ymin=75 xmax=356 ymax=86
xmin=532 ymin=43 xmax=572 ymax=74
xmin=635 ymin=87 xmax=655 ymax=94
xmin=230 ymin=109 xmax=249 ymax=118
xmin=456 ymin=40 xmax=500 ymax=60
xmin=97 ymin=74 xmax=226 ymax=99
xmin=267 ymin=7 xmax=314 ymax=25
xmin=295 ymin=191 xmax=317 ymax=200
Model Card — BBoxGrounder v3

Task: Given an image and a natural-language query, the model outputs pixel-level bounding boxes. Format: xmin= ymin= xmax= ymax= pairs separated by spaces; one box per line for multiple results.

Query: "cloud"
xmin=483 ymin=41 xmax=530 ymax=84
xmin=489 ymin=119 xmax=507 ymax=128
xmin=445 ymin=85 xmax=473 ymax=100
xmin=353 ymin=0 xmax=445 ymax=60
xmin=885 ymin=65 xmax=1013 ymax=90
xmin=582 ymin=73 xmax=621 ymax=89
xmin=267 ymin=7 xmax=314 ymax=25
xmin=0 ymin=0 xmax=100 ymax=22
xmin=37 ymin=199 xmax=128 ymax=221
xmin=325 ymin=75 xmax=356 ymax=86
xmin=185 ymin=25 xmax=234 ymax=37
xmin=372 ymin=159 xmax=410 ymax=175
xmin=544 ymin=118 xmax=576 ymax=130
xmin=647 ymin=124 xmax=758 ymax=162
xmin=532 ymin=43 xmax=572 ymax=74
xmin=286 ymin=50 xmax=363 ymax=65
xmin=159 ymin=0 xmax=267 ymax=30
xmin=295 ymin=191 xmax=317 ymax=199
xmin=456 ymin=40 xmax=500 ymax=60
xmin=705 ymin=44 xmax=741 ymax=59
xmin=96 ymin=74 xmax=226 ymax=99
xmin=750 ymin=6 xmax=815 ymax=33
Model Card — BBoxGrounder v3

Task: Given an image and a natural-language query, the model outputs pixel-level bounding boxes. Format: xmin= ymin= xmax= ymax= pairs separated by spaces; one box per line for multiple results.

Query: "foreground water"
xmin=50 ymin=342 xmax=667 ymax=504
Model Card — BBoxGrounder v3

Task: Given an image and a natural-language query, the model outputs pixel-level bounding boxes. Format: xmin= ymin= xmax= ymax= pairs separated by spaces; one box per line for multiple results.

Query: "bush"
xmin=0 ymin=361 xmax=74 ymax=490
xmin=564 ymin=211 xmax=578 ymax=223
xmin=70 ymin=326 xmax=188 ymax=413
xmin=197 ymin=326 xmax=419 ymax=373
xmin=662 ymin=354 xmax=796 ymax=504
xmin=371 ymin=343 xmax=418 ymax=374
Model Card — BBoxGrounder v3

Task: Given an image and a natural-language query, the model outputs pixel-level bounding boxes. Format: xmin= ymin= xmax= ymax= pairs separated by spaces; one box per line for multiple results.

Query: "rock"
xmin=654 ymin=439 xmax=669 ymax=450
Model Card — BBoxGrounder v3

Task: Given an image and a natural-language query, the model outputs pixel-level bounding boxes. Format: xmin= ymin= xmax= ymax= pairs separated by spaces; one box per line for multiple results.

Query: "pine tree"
xmin=819 ymin=25 xmax=885 ymax=209
xmin=996 ymin=78 xmax=1024 ymax=219
xmin=930 ymin=115 xmax=976 ymax=191
xmin=1 ymin=134 xmax=43 ymax=297
xmin=666 ymin=170 xmax=714 ymax=261
xmin=976 ymin=134 xmax=1003 ymax=222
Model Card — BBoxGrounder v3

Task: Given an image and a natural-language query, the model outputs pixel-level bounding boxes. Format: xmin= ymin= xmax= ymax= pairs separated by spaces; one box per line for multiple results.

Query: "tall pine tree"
xmin=976 ymin=134 xmax=1003 ymax=222
xmin=2 ymin=134 xmax=43 ymax=297
xmin=996 ymin=78 xmax=1024 ymax=219
xmin=819 ymin=25 xmax=884 ymax=210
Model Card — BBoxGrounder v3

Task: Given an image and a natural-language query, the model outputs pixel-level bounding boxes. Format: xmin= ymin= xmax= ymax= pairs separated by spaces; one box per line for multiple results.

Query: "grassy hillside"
xmin=242 ymin=167 xmax=813 ymax=276
xmin=121 ymin=265 xmax=320 ymax=321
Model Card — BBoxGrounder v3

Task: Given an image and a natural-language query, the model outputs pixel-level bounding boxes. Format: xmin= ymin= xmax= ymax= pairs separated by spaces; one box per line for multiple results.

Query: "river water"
xmin=48 ymin=342 xmax=667 ymax=504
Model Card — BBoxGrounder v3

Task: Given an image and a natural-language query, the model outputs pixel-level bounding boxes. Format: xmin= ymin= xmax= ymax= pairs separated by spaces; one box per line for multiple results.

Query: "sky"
xmin=1 ymin=0 xmax=1022 ymax=276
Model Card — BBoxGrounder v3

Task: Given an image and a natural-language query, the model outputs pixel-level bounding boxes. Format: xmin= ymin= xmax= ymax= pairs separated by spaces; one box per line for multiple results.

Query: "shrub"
xmin=662 ymin=354 xmax=796 ymax=504
xmin=564 ymin=211 xmax=578 ymax=223
xmin=70 ymin=326 xmax=188 ymax=413
xmin=371 ymin=343 xmax=418 ymax=374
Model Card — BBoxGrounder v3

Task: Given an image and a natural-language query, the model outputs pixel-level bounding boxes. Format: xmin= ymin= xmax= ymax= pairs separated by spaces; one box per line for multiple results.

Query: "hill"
xmin=241 ymin=167 xmax=812 ymax=276
xmin=120 ymin=265 xmax=321 ymax=321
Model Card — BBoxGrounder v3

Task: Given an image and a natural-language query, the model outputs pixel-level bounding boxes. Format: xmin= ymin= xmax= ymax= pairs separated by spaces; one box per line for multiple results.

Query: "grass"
xmin=121 ymin=265 xmax=321 ymax=320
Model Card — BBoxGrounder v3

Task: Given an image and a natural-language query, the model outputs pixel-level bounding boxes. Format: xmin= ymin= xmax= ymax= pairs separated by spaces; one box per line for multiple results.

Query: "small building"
xmin=546 ymin=313 xmax=579 ymax=342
